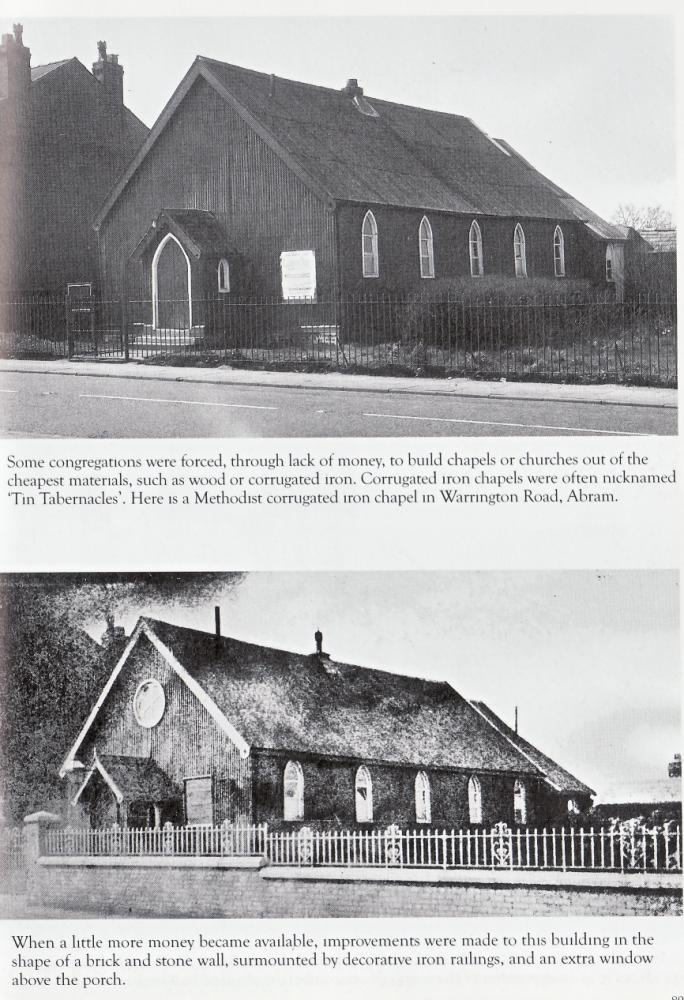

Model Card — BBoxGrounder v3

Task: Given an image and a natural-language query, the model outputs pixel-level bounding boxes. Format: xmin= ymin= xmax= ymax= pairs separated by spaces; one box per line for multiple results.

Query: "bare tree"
xmin=612 ymin=204 xmax=675 ymax=230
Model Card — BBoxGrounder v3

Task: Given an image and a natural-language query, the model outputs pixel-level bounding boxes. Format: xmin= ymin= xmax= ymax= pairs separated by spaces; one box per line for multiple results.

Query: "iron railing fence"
xmin=0 ymin=291 xmax=677 ymax=385
xmin=0 ymin=826 xmax=27 ymax=892
xmin=43 ymin=822 xmax=268 ymax=858
xmin=41 ymin=821 xmax=682 ymax=875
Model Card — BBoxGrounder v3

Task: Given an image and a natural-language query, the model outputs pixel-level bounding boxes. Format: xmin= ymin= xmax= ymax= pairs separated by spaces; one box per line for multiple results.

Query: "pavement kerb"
xmin=0 ymin=360 xmax=677 ymax=410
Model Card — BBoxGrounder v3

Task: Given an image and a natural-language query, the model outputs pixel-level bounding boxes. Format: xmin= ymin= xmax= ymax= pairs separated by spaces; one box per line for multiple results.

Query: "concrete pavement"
xmin=0 ymin=358 xmax=677 ymax=410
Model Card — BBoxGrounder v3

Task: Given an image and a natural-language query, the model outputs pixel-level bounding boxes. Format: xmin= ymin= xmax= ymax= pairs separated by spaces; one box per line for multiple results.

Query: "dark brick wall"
xmin=30 ymin=862 xmax=681 ymax=919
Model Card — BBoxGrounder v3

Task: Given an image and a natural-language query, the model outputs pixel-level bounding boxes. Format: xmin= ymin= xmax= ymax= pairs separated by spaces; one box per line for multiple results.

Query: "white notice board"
xmin=280 ymin=249 xmax=317 ymax=300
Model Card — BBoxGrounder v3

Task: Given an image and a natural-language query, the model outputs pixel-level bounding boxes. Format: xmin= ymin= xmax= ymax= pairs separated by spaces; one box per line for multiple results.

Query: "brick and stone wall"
xmin=29 ymin=858 xmax=681 ymax=919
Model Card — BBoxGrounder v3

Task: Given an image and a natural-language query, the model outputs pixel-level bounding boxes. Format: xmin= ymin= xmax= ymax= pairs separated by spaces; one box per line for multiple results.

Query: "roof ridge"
xmin=144 ymin=615 xmax=454 ymax=689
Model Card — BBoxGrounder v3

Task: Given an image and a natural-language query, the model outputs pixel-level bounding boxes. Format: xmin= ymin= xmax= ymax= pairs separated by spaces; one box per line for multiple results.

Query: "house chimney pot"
xmin=314 ymin=629 xmax=323 ymax=655
xmin=268 ymin=73 xmax=276 ymax=97
xmin=0 ymin=23 xmax=31 ymax=109
xmin=343 ymin=77 xmax=364 ymax=99
xmin=92 ymin=40 xmax=124 ymax=107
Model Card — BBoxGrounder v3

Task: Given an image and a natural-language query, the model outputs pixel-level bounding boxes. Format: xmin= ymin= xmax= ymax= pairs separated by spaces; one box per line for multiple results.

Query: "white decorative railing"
xmin=42 ymin=820 xmax=681 ymax=874
xmin=44 ymin=821 xmax=268 ymax=859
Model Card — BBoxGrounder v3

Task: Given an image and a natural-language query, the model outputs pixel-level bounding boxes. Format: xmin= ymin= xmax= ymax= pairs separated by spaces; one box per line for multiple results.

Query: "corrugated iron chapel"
xmin=60 ymin=616 xmax=593 ymax=830
xmin=94 ymin=56 xmax=631 ymax=319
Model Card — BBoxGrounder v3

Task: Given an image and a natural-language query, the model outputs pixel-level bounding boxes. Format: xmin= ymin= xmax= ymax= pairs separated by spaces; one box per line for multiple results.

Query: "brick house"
xmin=60 ymin=616 xmax=593 ymax=830
xmin=0 ymin=25 xmax=149 ymax=295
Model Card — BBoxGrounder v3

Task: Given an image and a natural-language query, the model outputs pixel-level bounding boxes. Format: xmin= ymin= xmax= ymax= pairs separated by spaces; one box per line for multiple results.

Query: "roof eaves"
xmin=468 ymin=701 xmax=555 ymax=787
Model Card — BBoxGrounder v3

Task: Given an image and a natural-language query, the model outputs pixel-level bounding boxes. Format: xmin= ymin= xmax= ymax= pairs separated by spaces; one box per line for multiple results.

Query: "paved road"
xmin=0 ymin=370 xmax=676 ymax=437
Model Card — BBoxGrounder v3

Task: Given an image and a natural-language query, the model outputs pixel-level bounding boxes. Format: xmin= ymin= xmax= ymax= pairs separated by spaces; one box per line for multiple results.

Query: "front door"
xmin=154 ymin=235 xmax=190 ymax=329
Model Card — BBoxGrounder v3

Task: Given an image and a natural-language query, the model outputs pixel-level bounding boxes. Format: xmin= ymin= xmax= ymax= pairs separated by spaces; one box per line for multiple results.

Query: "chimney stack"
xmin=92 ymin=40 xmax=124 ymax=108
xmin=314 ymin=629 xmax=323 ymax=655
xmin=215 ymin=606 xmax=221 ymax=640
xmin=268 ymin=73 xmax=276 ymax=98
xmin=0 ymin=24 xmax=31 ymax=112
xmin=342 ymin=78 xmax=364 ymax=100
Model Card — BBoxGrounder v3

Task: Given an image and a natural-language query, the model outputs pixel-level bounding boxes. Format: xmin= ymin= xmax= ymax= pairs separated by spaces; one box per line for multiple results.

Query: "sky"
xmin=82 ymin=569 xmax=680 ymax=806
xmin=15 ymin=15 xmax=677 ymax=223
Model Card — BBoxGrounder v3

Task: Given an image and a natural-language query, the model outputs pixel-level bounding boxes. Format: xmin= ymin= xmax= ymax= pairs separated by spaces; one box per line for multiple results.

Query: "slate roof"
xmin=76 ymin=753 xmax=179 ymax=803
xmin=97 ymin=56 xmax=618 ymax=231
xmin=470 ymin=701 xmax=594 ymax=796
xmin=30 ymin=59 xmax=72 ymax=82
xmin=137 ymin=617 xmax=547 ymax=777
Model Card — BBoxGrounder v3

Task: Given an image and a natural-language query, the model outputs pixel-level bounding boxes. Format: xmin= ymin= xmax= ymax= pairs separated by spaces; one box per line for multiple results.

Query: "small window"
xmin=468 ymin=776 xmax=482 ymax=824
xmin=553 ymin=226 xmax=565 ymax=277
xmin=355 ymin=765 xmax=373 ymax=823
xmin=419 ymin=216 xmax=435 ymax=278
xmin=514 ymin=223 xmax=527 ymax=277
xmin=469 ymin=220 xmax=484 ymax=277
xmin=513 ymin=780 xmax=527 ymax=824
xmin=605 ymin=244 xmax=614 ymax=282
xmin=283 ymin=760 xmax=304 ymax=821
xmin=415 ymin=771 xmax=431 ymax=824
xmin=362 ymin=210 xmax=379 ymax=278
xmin=217 ymin=258 xmax=230 ymax=293
xmin=567 ymin=798 xmax=580 ymax=815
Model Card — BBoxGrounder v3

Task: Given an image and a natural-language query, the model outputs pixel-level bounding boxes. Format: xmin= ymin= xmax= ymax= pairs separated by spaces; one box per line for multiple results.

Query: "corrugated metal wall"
xmin=79 ymin=634 xmax=253 ymax=824
xmin=99 ymin=77 xmax=337 ymax=299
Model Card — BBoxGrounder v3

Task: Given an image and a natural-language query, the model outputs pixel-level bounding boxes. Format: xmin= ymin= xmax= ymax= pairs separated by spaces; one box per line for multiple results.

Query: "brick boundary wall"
xmin=27 ymin=860 xmax=682 ymax=918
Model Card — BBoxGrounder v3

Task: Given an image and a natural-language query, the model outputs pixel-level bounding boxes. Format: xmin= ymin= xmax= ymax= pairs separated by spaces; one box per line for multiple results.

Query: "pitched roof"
xmin=30 ymin=59 xmax=72 ymax=82
xmin=73 ymin=753 xmax=179 ymax=804
xmin=96 ymin=57 xmax=617 ymax=230
xmin=132 ymin=617 xmax=541 ymax=775
xmin=131 ymin=209 xmax=230 ymax=260
xmin=470 ymin=701 xmax=594 ymax=796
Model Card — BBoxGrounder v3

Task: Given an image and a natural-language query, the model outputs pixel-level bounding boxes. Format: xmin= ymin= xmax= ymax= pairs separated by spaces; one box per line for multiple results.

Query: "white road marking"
xmin=80 ymin=393 xmax=278 ymax=411
xmin=0 ymin=389 xmax=17 ymax=393
xmin=362 ymin=412 xmax=646 ymax=435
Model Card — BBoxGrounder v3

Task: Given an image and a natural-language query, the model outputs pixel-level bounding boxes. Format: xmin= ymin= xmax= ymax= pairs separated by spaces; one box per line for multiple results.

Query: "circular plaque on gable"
xmin=133 ymin=679 xmax=165 ymax=728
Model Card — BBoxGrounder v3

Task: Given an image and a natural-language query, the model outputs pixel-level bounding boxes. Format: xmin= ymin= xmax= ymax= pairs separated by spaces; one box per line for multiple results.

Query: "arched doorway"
xmin=152 ymin=233 xmax=192 ymax=330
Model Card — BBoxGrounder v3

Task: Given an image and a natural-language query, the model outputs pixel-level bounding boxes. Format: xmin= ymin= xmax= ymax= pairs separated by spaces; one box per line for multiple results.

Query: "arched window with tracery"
xmin=468 ymin=775 xmax=483 ymax=824
xmin=355 ymin=765 xmax=373 ymax=822
xmin=553 ymin=226 xmax=565 ymax=277
xmin=415 ymin=771 xmax=431 ymax=824
xmin=469 ymin=220 xmax=484 ymax=276
xmin=514 ymin=223 xmax=527 ymax=277
xmin=362 ymin=210 xmax=379 ymax=277
xmin=283 ymin=760 xmax=304 ymax=820
xmin=419 ymin=216 xmax=435 ymax=278
xmin=513 ymin=779 xmax=528 ymax=823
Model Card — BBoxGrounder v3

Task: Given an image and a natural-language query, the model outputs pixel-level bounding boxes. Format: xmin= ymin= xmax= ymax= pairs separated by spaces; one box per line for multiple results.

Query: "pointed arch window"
xmin=469 ymin=220 xmax=484 ymax=277
xmin=362 ymin=210 xmax=379 ymax=278
xmin=419 ymin=216 xmax=435 ymax=278
xmin=415 ymin=771 xmax=431 ymax=824
xmin=553 ymin=226 xmax=565 ymax=277
xmin=513 ymin=780 xmax=528 ymax=824
xmin=468 ymin=776 xmax=482 ymax=824
xmin=605 ymin=244 xmax=614 ymax=282
xmin=283 ymin=760 xmax=304 ymax=821
xmin=514 ymin=223 xmax=527 ymax=277
xmin=217 ymin=258 xmax=230 ymax=293
xmin=355 ymin=765 xmax=373 ymax=823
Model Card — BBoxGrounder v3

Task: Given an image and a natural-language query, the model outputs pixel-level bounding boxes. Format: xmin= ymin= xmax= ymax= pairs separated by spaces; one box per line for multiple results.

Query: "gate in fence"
xmin=0 ymin=827 xmax=27 ymax=893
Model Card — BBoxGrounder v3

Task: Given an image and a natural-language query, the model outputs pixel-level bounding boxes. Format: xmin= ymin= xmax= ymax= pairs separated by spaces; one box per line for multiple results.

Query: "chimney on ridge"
xmin=92 ymin=40 xmax=124 ymax=108
xmin=0 ymin=24 xmax=31 ymax=111
xmin=342 ymin=77 xmax=364 ymax=100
